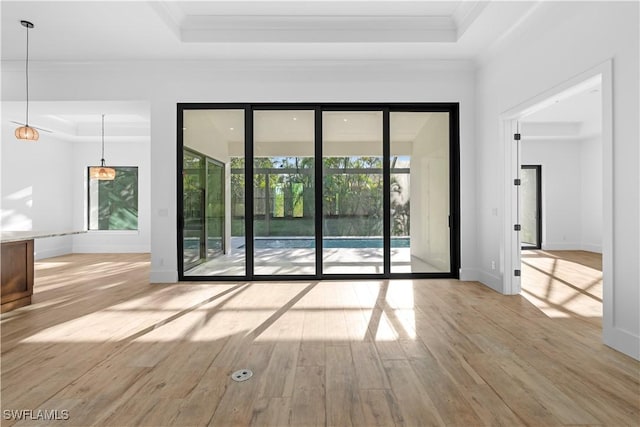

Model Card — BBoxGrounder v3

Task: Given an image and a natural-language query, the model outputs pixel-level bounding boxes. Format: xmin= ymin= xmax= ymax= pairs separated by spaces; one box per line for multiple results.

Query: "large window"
xmin=88 ymin=166 xmax=138 ymax=230
xmin=178 ymin=103 xmax=459 ymax=281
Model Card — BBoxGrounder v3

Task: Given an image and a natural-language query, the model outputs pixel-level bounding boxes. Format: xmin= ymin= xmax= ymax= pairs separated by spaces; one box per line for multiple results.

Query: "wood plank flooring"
xmin=521 ymin=250 xmax=603 ymax=325
xmin=1 ymin=252 xmax=638 ymax=426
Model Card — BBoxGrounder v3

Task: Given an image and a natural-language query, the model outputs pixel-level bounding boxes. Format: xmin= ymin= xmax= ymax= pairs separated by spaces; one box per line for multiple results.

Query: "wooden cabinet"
xmin=1 ymin=239 xmax=34 ymax=313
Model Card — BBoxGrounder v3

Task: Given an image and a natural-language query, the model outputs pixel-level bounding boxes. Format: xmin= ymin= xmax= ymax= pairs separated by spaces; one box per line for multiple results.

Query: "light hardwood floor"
xmin=521 ymin=250 xmax=603 ymax=326
xmin=1 ymin=252 xmax=638 ymax=426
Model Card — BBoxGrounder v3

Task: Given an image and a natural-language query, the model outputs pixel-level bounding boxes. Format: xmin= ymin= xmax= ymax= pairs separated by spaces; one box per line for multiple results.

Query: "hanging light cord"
xmin=101 ymin=114 xmax=106 ymax=167
xmin=24 ymin=23 xmax=30 ymax=127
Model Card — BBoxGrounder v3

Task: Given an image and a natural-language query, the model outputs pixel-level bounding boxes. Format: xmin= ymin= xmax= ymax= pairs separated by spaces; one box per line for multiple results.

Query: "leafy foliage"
xmin=91 ymin=167 xmax=138 ymax=230
xmin=228 ymin=155 xmax=410 ymax=237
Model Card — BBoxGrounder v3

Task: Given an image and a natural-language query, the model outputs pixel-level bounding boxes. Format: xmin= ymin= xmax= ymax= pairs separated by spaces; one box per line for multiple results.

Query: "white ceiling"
xmin=1 ymin=0 xmax=540 ymax=139
xmin=1 ymin=1 xmax=539 ymax=61
xmin=520 ymin=77 xmax=602 ymax=141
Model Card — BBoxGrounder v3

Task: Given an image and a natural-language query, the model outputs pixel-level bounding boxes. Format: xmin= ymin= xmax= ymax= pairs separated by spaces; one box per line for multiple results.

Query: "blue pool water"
xmin=185 ymin=237 xmax=410 ymax=250
xmin=253 ymin=237 xmax=409 ymax=249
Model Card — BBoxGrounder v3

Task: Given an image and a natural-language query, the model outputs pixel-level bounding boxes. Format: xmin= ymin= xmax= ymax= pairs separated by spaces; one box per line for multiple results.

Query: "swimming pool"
xmin=253 ymin=237 xmax=410 ymax=249
xmin=185 ymin=237 xmax=410 ymax=250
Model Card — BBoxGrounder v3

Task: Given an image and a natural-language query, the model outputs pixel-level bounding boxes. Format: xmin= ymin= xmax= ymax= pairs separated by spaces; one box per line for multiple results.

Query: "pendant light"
xmin=89 ymin=114 xmax=116 ymax=180
xmin=15 ymin=20 xmax=39 ymax=141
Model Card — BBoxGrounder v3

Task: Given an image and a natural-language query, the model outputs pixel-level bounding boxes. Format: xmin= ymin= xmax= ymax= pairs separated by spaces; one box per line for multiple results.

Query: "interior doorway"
xmin=504 ymin=65 xmax=607 ymax=324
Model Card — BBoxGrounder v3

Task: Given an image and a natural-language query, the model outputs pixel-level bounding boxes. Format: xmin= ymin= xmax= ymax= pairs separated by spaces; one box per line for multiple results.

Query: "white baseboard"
xmin=72 ymin=245 xmax=151 ymax=253
xmin=542 ymin=242 xmax=582 ymax=251
xmin=459 ymin=268 xmax=479 ymax=282
xmin=34 ymin=247 xmax=72 ymax=260
xmin=604 ymin=325 xmax=640 ymax=361
xmin=150 ymin=270 xmax=178 ymax=283
xmin=542 ymin=242 xmax=602 ymax=253
xmin=477 ymin=269 xmax=503 ymax=293
xmin=581 ymin=243 xmax=602 ymax=253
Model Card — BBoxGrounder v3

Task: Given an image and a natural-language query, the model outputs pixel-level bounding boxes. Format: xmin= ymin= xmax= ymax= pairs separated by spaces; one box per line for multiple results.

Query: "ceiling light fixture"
xmin=89 ymin=114 xmax=116 ymax=180
xmin=15 ymin=20 xmax=39 ymax=141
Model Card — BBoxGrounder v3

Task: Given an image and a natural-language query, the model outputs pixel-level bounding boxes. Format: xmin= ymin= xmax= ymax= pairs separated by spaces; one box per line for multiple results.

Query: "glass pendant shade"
xmin=15 ymin=125 xmax=39 ymax=141
xmin=89 ymin=165 xmax=116 ymax=181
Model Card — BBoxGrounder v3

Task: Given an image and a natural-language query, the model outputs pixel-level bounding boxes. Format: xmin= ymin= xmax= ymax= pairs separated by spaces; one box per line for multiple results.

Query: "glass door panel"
xmin=521 ymin=165 xmax=541 ymax=249
xmin=183 ymin=150 xmax=205 ymax=270
xmin=253 ymin=110 xmax=315 ymax=275
xmin=182 ymin=109 xmax=245 ymax=276
xmin=390 ymin=112 xmax=450 ymax=273
xmin=206 ymin=159 xmax=225 ymax=258
xmin=322 ymin=111 xmax=383 ymax=274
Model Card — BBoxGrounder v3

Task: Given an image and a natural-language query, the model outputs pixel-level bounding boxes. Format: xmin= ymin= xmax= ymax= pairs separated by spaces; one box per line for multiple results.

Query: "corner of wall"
xmin=477 ymin=269 xmax=504 ymax=294
xmin=459 ymin=268 xmax=479 ymax=282
xmin=150 ymin=269 xmax=178 ymax=284
xmin=603 ymin=325 xmax=640 ymax=361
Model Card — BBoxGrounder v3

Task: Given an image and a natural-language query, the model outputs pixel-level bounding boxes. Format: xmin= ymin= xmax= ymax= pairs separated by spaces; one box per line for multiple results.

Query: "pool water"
xmin=253 ymin=237 xmax=409 ymax=249
xmin=185 ymin=237 xmax=410 ymax=250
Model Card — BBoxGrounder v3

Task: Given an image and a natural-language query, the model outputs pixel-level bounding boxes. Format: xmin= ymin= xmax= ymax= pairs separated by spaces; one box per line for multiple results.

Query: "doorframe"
xmin=499 ymin=61 xmax=613 ymax=322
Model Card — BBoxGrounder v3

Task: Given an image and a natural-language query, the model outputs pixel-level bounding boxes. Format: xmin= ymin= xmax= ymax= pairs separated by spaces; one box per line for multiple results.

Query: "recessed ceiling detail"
xmin=155 ymin=0 xmax=488 ymax=44
xmin=0 ymin=1 xmax=537 ymax=61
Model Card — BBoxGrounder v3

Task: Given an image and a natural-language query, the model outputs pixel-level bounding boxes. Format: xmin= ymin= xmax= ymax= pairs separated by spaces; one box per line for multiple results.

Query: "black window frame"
xmin=177 ymin=103 xmax=460 ymax=281
xmin=87 ymin=165 xmax=139 ymax=231
xmin=521 ymin=164 xmax=542 ymax=250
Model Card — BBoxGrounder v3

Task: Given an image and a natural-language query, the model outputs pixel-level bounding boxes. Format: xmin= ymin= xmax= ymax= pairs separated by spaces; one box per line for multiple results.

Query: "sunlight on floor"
xmin=521 ymin=250 xmax=602 ymax=322
xmin=19 ymin=276 xmax=418 ymax=344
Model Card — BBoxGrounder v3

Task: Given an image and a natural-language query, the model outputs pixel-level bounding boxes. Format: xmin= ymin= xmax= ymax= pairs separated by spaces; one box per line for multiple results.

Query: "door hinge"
xmin=514 ymin=133 xmax=521 ymax=140
xmin=514 ymin=269 xmax=521 ymax=277
xmin=514 ymin=224 xmax=521 ymax=231
xmin=448 ymin=215 xmax=452 ymax=228
xmin=514 ymin=178 xmax=521 ymax=186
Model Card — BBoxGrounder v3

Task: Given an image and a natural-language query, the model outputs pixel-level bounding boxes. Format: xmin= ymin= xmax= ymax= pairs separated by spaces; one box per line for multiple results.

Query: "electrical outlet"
xmin=491 ymin=261 xmax=496 ymax=270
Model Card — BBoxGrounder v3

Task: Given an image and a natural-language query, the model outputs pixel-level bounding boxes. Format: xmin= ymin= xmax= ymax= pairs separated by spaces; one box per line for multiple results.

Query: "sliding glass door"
xmin=206 ymin=158 xmax=225 ymax=257
xmin=322 ymin=111 xmax=384 ymax=274
xmin=390 ymin=112 xmax=450 ymax=273
xmin=253 ymin=110 xmax=316 ymax=276
xmin=182 ymin=149 xmax=205 ymax=270
xmin=178 ymin=104 xmax=459 ymax=280
xmin=181 ymin=109 xmax=246 ymax=277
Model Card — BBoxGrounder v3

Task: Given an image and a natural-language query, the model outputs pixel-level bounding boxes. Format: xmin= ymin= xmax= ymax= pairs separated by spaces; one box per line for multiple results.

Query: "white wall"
xmin=476 ymin=1 xmax=639 ymax=358
xmin=580 ymin=135 xmax=603 ymax=252
xmin=410 ymin=113 xmax=450 ymax=270
xmin=70 ymin=138 xmax=151 ymax=253
xmin=1 ymin=59 xmax=477 ymax=282
xmin=0 ymin=121 xmax=151 ymax=257
xmin=1 ymin=125 xmax=74 ymax=259
xmin=521 ymin=140 xmax=583 ymax=250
